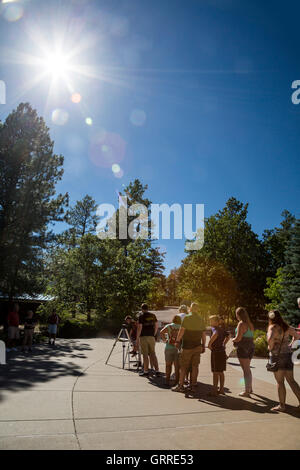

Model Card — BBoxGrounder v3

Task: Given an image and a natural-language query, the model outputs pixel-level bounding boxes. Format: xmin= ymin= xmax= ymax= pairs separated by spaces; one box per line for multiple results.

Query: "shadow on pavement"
xmin=0 ymin=340 xmax=92 ymax=399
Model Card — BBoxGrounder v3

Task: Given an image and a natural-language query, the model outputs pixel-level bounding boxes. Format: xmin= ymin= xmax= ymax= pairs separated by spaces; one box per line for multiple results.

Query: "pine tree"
xmin=280 ymin=219 xmax=300 ymax=325
xmin=0 ymin=103 xmax=68 ymax=298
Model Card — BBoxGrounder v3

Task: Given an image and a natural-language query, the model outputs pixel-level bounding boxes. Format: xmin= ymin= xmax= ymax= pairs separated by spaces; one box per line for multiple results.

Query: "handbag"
xmin=266 ymin=332 xmax=284 ymax=372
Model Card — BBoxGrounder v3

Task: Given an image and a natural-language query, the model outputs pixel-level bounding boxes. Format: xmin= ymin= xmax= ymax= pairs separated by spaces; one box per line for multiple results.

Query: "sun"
xmin=42 ymin=51 xmax=70 ymax=79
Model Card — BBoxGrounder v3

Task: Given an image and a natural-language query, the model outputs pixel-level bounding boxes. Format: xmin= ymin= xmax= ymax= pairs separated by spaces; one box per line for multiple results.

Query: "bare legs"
xmin=272 ymin=369 xmax=300 ymax=411
xmin=238 ymin=358 xmax=253 ymax=394
xmin=212 ymin=372 xmax=225 ymax=395
xmin=165 ymin=361 xmax=179 ymax=385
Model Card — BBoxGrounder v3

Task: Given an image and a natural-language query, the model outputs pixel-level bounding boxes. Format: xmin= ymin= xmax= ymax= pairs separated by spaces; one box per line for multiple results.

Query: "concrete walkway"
xmin=0 ymin=338 xmax=299 ymax=450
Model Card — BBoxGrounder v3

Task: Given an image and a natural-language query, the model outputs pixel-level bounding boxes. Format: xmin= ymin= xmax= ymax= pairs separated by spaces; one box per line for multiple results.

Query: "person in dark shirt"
xmin=208 ymin=315 xmax=230 ymax=396
xmin=172 ymin=302 xmax=206 ymax=394
xmin=22 ymin=310 xmax=36 ymax=353
xmin=136 ymin=303 xmax=160 ymax=377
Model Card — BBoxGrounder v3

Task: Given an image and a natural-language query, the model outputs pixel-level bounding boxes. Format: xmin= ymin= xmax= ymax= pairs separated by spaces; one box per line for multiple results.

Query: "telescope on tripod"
xmin=105 ymin=323 xmax=142 ymax=370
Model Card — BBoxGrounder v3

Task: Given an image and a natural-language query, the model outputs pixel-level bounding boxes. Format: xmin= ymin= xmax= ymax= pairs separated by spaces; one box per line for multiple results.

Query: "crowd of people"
xmin=3 ymin=303 xmax=60 ymax=353
xmin=125 ymin=300 xmax=300 ymax=412
xmin=2 ymin=298 xmax=300 ymax=412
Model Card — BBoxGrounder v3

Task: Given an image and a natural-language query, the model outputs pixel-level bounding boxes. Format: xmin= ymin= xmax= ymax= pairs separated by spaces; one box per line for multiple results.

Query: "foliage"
xmin=254 ymin=335 xmax=268 ymax=357
xmin=0 ymin=103 xmax=67 ymax=299
xmin=280 ymin=219 xmax=300 ymax=325
xmin=262 ymin=210 xmax=296 ymax=275
xmin=147 ymin=276 xmax=166 ymax=309
xmin=264 ymin=267 xmax=285 ymax=311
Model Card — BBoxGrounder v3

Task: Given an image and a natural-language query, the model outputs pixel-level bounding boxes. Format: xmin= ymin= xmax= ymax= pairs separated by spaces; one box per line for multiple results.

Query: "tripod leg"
xmin=105 ymin=337 xmax=119 ymax=364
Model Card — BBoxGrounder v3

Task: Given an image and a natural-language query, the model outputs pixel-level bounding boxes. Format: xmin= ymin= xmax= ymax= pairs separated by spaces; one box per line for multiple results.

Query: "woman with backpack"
xmin=267 ymin=309 xmax=300 ymax=412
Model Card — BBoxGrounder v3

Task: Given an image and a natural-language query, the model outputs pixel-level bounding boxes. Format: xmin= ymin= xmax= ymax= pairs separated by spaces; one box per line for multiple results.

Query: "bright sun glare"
xmin=43 ymin=52 xmax=69 ymax=79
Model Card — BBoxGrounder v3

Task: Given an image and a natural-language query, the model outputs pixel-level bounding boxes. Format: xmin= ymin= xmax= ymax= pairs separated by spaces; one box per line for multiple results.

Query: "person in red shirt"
xmin=7 ymin=303 xmax=20 ymax=352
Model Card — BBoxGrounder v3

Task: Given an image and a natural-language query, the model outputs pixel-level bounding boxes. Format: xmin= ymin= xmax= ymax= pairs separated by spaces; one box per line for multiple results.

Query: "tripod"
xmin=105 ymin=326 xmax=142 ymax=370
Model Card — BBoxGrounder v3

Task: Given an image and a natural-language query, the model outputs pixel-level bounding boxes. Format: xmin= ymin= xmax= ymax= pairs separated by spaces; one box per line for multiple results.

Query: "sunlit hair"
xmin=236 ymin=307 xmax=254 ymax=330
xmin=209 ymin=315 xmax=220 ymax=324
xmin=189 ymin=302 xmax=199 ymax=313
xmin=124 ymin=315 xmax=132 ymax=321
xmin=179 ymin=305 xmax=187 ymax=313
xmin=173 ymin=315 xmax=182 ymax=325
xmin=268 ymin=309 xmax=289 ymax=332
xmin=141 ymin=303 xmax=148 ymax=311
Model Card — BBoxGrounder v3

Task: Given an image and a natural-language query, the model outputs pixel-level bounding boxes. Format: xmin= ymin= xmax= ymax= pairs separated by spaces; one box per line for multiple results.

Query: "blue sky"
xmin=0 ymin=0 xmax=299 ymax=274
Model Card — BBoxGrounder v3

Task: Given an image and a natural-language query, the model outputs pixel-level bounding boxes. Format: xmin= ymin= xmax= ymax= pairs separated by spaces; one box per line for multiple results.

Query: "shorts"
xmin=48 ymin=324 xmax=57 ymax=335
xmin=211 ymin=350 xmax=227 ymax=372
xmin=8 ymin=326 xmax=20 ymax=340
xmin=24 ymin=329 xmax=34 ymax=342
xmin=237 ymin=339 xmax=254 ymax=360
xmin=180 ymin=345 xmax=202 ymax=369
xmin=269 ymin=352 xmax=294 ymax=371
xmin=140 ymin=336 xmax=156 ymax=356
xmin=165 ymin=347 xmax=179 ymax=363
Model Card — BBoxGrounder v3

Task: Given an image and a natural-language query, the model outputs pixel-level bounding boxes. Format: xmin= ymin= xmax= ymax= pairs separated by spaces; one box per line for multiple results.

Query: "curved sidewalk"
xmin=0 ymin=338 xmax=299 ymax=450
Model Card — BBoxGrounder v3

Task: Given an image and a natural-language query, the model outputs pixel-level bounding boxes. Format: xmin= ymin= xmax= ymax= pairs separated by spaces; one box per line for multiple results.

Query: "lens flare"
xmin=71 ymin=92 xmax=81 ymax=103
xmin=90 ymin=131 xmax=126 ymax=168
xmin=51 ymin=108 xmax=69 ymax=126
xmin=130 ymin=109 xmax=146 ymax=126
xmin=85 ymin=117 xmax=93 ymax=126
xmin=112 ymin=163 xmax=120 ymax=173
xmin=2 ymin=3 xmax=24 ymax=22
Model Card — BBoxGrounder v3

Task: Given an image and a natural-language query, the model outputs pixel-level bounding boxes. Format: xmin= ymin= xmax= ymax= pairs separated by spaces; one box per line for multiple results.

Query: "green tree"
xmin=280 ymin=219 xmax=300 ymax=325
xmin=65 ymin=194 xmax=99 ymax=238
xmin=191 ymin=197 xmax=270 ymax=317
xmin=178 ymin=253 xmax=239 ymax=322
xmin=263 ymin=210 xmax=295 ymax=275
xmin=264 ymin=267 xmax=285 ymax=310
xmin=0 ymin=103 xmax=67 ymax=299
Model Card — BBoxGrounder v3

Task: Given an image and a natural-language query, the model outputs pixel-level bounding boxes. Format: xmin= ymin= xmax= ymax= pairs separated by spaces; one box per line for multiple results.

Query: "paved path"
xmin=0 ymin=338 xmax=299 ymax=450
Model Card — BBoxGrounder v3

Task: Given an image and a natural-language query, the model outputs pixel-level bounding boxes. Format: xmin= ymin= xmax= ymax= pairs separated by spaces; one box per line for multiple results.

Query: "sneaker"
xmin=155 ymin=371 xmax=161 ymax=378
xmin=172 ymin=384 xmax=185 ymax=393
xmin=139 ymin=371 xmax=149 ymax=377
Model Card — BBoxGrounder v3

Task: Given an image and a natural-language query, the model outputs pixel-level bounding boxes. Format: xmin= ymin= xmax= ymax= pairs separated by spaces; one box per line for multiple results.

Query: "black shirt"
xmin=138 ymin=311 xmax=157 ymax=337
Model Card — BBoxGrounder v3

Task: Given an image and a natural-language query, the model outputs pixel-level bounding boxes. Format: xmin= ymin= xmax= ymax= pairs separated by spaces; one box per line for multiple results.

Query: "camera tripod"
xmin=105 ymin=326 xmax=142 ymax=370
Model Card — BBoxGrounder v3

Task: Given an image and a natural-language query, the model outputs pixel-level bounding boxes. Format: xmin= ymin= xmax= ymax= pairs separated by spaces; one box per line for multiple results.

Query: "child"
xmin=48 ymin=310 xmax=60 ymax=346
xmin=22 ymin=310 xmax=36 ymax=353
xmin=208 ymin=315 xmax=230 ymax=396
xmin=160 ymin=315 xmax=182 ymax=387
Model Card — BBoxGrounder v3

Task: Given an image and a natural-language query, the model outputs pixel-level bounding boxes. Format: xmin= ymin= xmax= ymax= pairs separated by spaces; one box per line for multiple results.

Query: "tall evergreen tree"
xmin=280 ymin=219 xmax=300 ymax=325
xmin=0 ymin=103 xmax=67 ymax=298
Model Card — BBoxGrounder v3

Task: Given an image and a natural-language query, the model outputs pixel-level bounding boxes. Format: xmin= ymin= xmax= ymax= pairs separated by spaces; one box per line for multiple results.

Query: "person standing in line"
xmin=178 ymin=304 xmax=188 ymax=322
xmin=48 ymin=310 xmax=60 ymax=347
xmin=6 ymin=303 xmax=20 ymax=352
xmin=267 ymin=309 xmax=300 ymax=412
xmin=172 ymin=302 xmax=206 ymax=394
xmin=22 ymin=310 xmax=36 ymax=353
xmin=160 ymin=314 xmax=182 ymax=387
xmin=136 ymin=303 xmax=160 ymax=377
xmin=232 ymin=307 xmax=255 ymax=397
xmin=207 ymin=315 xmax=230 ymax=396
